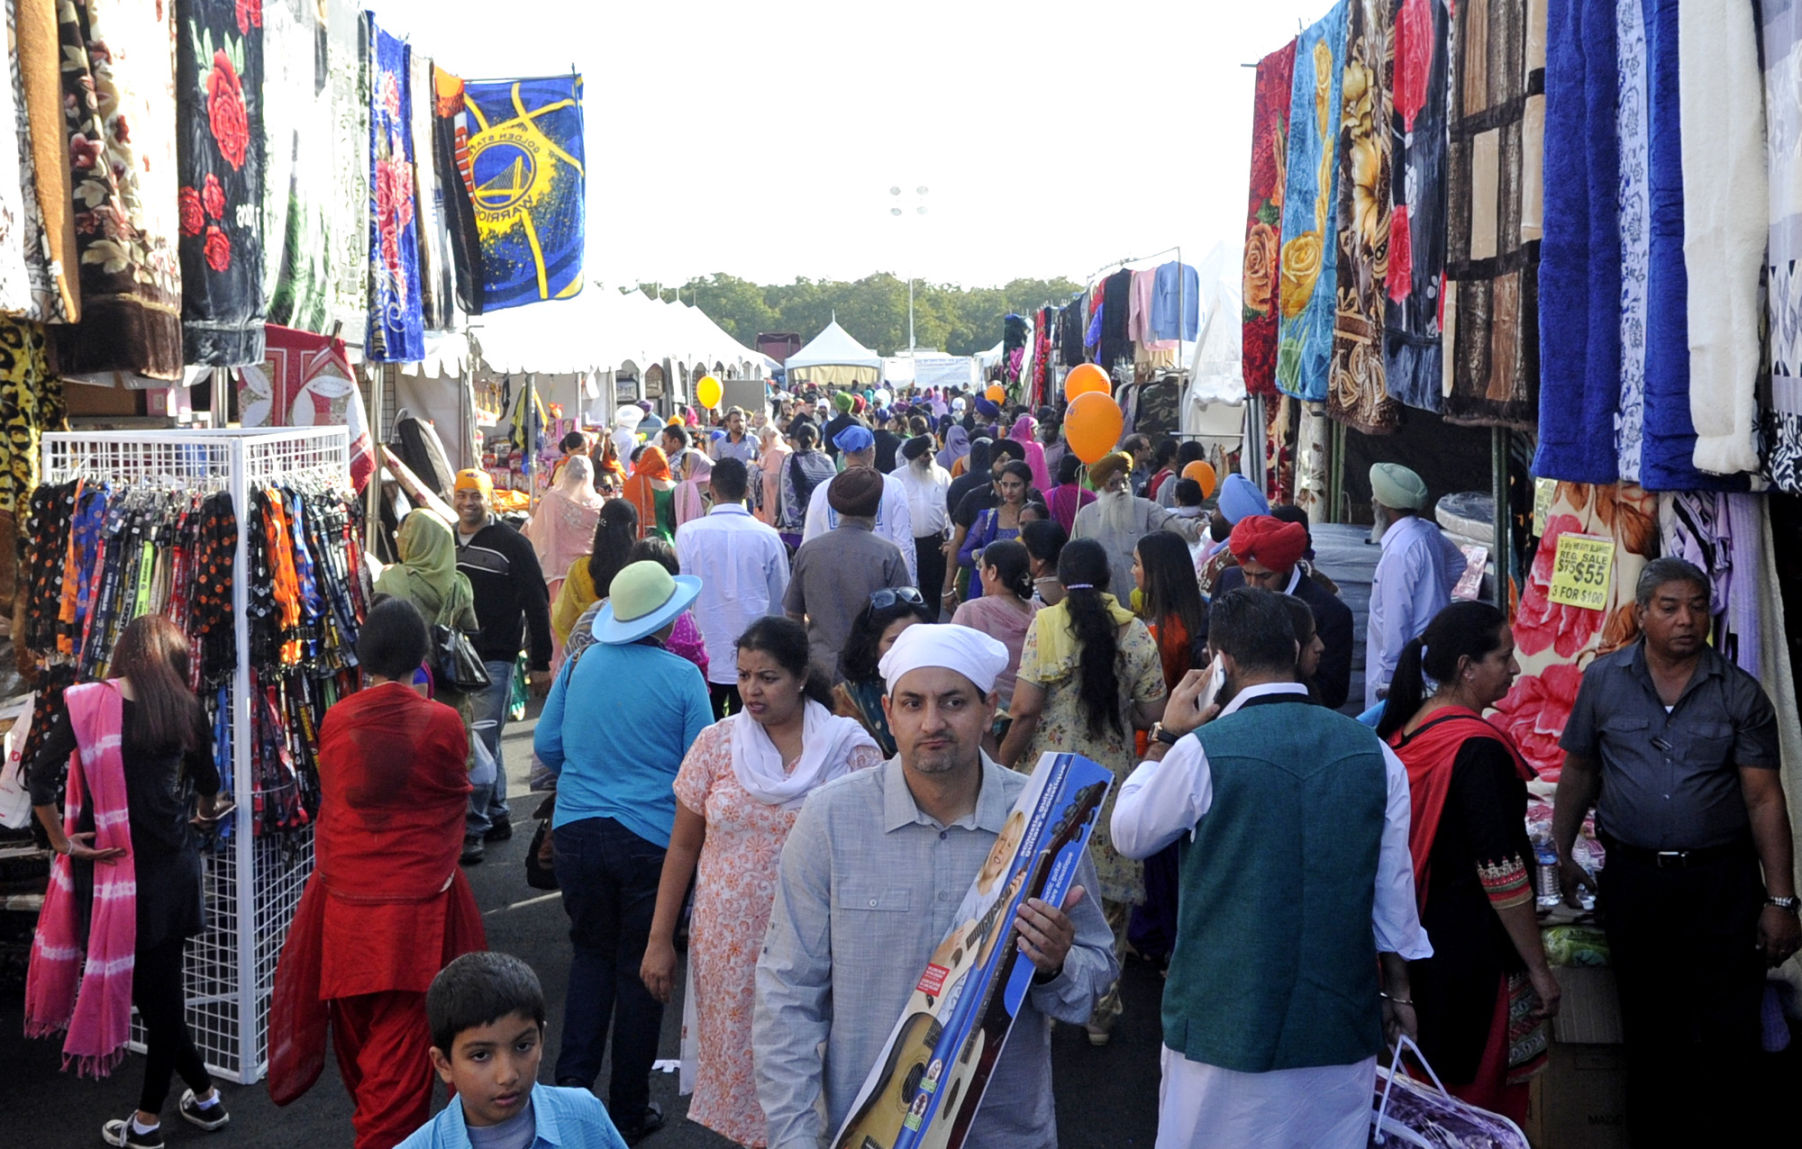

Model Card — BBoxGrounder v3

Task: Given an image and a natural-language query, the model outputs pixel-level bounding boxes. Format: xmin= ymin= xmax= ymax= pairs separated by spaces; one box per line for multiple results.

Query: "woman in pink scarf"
xmin=672 ymin=448 xmax=715 ymax=528
xmin=525 ymin=455 xmax=606 ymax=599
xmin=1011 ymin=413 xmax=1051 ymax=492
xmin=755 ymin=423 xmax=789 ymax=525
xmin=27 ymin=615 xmax=231 ymax=1145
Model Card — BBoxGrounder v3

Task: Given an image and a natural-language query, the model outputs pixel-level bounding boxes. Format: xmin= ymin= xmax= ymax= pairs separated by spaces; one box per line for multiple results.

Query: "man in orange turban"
xmin=1208 ymin=513 xmax=1355 ymax=709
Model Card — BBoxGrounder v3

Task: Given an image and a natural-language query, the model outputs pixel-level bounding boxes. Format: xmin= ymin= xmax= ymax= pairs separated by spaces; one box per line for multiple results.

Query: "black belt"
xmin=1601 ymin=836 xmax=1754 ymax=869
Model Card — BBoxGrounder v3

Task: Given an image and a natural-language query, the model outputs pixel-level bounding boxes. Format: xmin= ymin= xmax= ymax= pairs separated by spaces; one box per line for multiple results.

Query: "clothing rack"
xmin=39 ymin=427 xmax=356 ymax=1084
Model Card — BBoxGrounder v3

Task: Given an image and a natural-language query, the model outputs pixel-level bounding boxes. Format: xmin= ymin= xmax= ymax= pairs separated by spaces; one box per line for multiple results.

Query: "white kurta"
xmin=1112 ymin=682 xmax=1432 ymax=1149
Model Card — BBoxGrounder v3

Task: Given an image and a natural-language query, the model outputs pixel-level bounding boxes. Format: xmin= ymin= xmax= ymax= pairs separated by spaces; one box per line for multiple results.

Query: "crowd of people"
xmin=22 ymin=379 xmax=1799 ymax=1149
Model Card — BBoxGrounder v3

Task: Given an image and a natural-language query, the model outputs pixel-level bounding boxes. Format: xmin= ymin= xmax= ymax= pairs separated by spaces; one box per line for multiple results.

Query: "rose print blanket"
xmin=1274 ymin=1 xmax=1348 ymax=403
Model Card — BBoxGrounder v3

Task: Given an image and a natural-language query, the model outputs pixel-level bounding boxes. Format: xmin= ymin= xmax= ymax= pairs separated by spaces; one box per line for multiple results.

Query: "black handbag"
xmin=525 ymin=795 xmax=558 ymax=890
xmin=433 ymin=624 xmax=492 ymax=692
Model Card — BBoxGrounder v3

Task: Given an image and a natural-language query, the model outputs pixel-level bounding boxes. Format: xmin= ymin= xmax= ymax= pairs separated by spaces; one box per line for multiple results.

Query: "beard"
xmin=1097 ymin=487 xmax=1138 ymax=535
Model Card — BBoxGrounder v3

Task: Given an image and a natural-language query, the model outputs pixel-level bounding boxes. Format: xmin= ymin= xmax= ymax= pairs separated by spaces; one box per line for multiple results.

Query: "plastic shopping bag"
xmin=1369 ymin=1036 xmax=1530 ymax=1149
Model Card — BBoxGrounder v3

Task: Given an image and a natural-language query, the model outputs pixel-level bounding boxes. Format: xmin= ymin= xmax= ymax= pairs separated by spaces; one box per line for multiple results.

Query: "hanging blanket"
xmin=1638 ymin=0 xmax=1745 ymax=492
xmin=1763 ymin=0 xmax=1802 ymax=491
xmin=364 ymin=15 xmax=423 ymax=363
xmin=1329 ymin=0 xmax=1399 ymax=434
xmin=1382 ymin=0 xmax=1449 ymax=413
xmin=325 ymin=0 xmax=367 ymax=338
xmin=10 ymin=0 xmax=79 ymax=322
xmin=175 ymin=0 xmax=266 ymax=366
xmin=1275 ymin=2 xmax=1346 ymax=402
xmin=1489 ymin=482 xmax=1657 ymax=786
xmin=1243 ymin=39 xmax=1296 ymax=398
xmin=1680 ymin=0 xmax=1765 ymax=477
xmin=0 ymin=42 xmax=36 ymax=313
xmin=457 ymin=75 xmax=587 ymax=313
xmin=240 ymin=325 xmax=375 ymax=491
xmin=410 ymin=53 xmax=456 ymax=331
xmin=1614 ymin=0 xmax=1650 ymax=482
xmin=432 ymin=65 xmax=483 ymax=318
xmin=1532 ymin=0 xmax=1621 ymax=484
xmin=0 ymin=317 xmax=62 ymax=516
xmin=52 ymin=0 xmax=183 ymax=380
xmin=1441 ymin=0 xmax=1543 ymax=428
xmin=262 ymin=0 xmax=334 ymax=333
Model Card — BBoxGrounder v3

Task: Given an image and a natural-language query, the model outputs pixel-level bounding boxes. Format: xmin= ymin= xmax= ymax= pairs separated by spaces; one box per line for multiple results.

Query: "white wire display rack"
xmin=41 ymin=427 xmax=352 ymax=1083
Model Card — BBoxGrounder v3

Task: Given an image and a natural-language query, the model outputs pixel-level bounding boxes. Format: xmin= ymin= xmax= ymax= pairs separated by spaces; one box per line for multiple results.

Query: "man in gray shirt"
xmin=754 ymin=624 xmax=1116 ymax=1149
xmin=785 ymin=467 xmax=911 ymax=680
xmin=1554 ymin=557 xmax=1798 ymax=1146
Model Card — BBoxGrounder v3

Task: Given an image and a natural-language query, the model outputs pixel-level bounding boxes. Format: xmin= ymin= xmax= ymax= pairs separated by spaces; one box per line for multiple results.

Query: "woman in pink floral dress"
xmin=640 ymin=616 xmax=881 ymax=1146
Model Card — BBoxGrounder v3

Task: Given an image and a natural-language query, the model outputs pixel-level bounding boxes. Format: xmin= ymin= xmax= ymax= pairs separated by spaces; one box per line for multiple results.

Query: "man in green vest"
xmin=1113 ymin=587 xmax=1432 ymax=1148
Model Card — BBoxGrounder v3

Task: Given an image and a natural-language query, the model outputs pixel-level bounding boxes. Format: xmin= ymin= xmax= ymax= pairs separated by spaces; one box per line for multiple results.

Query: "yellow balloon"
xmin=696 ymin=375 xmax=723 ymax=409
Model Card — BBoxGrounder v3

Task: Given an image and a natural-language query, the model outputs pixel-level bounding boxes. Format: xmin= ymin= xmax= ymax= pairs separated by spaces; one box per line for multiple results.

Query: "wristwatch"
xmin=1150 ymin=722 xmax=1182 ymax=747
xmin=1767 ymin=895 xmax=1800 ymax=914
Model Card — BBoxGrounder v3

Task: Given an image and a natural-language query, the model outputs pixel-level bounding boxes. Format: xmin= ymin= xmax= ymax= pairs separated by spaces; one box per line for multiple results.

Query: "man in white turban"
xmin=1365 ymin=462 xmax=1466 ymax=708
xmin=755 ymin=624 xmax=1117 ymax=1147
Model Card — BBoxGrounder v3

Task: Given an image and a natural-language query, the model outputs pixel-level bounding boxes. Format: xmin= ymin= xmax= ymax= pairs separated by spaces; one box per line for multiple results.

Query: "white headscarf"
xmin=730 ymin=700 xmax=878 ymax=810
xmin=878 ymin=623 xmax=1009 ymax=696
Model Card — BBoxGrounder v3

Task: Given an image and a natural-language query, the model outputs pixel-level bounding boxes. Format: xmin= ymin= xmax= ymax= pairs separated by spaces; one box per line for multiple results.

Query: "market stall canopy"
xmin=472 ymin=289 xmax=767 ymax=378
xmin=784 ymin=319 xmax=883 ymax=386
xmin=975 ymin=340 xmax=1005 ymax=370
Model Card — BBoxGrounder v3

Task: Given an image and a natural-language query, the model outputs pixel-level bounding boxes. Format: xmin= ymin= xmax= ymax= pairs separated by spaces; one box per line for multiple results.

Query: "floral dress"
xmin=1013 ymin=615 xmax=1165 ymax=906
xmin=673 ymin=719 xmax=884 ymax=1147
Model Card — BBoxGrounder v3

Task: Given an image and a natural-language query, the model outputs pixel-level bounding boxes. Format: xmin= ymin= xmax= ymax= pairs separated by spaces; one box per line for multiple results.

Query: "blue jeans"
xmin=553 ymin=816 xmax=666 ymax=1123
xmin=466 ymin=658 xmax=514 ymax=836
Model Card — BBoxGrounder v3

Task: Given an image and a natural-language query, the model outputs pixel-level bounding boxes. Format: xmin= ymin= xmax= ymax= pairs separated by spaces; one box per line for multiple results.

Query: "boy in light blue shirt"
xmin=396 ymin=953 xmax=627 ymax=1149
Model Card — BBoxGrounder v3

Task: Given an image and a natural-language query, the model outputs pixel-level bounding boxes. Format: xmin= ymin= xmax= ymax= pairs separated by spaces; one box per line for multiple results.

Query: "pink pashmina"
xmin=24 ymin=681 xmax=138 ymax=1077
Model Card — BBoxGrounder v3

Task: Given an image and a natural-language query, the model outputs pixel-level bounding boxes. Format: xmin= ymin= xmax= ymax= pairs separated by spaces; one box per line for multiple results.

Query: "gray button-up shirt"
xmin=754 ymin=755 xmax=1117 ymax=1149
xmin=1561 ymin=640 xmax=1779 ymax=850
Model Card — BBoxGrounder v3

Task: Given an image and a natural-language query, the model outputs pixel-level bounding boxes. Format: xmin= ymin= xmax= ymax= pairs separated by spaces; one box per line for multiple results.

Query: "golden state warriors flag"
xmin=449 ymin=75 xmax=585 ymax=313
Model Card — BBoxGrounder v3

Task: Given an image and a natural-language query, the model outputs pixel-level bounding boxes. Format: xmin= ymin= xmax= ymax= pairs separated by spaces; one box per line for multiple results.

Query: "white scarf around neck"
xmin=730 ymin=698 xmax=877 ymax=810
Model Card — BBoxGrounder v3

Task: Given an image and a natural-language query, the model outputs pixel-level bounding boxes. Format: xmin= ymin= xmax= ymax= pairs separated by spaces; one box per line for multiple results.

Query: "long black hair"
xmin=840 ymin=594 xmax=934 ymax=683
xmin=111 ymin=614 xmax=204 ymax=753
xmin=1375 ymin=600 xmax=1509 ymax=740
xmin=979 ymin=539 xmax=1034 ymax=601
xmin=736 ymin=616 xmax=833 ymax=707
xmin=1135 ymin=531 xmax=1206 ymax=645
xmin=588 ymin=499 xmax=639 ymax=595
xmin=1057 ymin=538 xmax=1124 ymax=739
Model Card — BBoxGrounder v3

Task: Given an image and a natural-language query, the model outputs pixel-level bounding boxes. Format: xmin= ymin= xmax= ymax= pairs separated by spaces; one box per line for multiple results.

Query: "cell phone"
xmin=1194 ymin=661 xmax=1226 ymax=714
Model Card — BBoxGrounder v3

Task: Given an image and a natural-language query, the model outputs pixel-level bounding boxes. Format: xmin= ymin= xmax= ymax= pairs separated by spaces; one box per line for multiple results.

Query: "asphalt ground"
xmin=2 ymin=700 xmax=1165 ymax=1148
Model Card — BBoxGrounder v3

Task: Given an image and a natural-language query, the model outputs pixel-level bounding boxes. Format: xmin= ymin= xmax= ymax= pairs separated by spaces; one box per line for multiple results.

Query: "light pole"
xmin=888 ymin=185 xmax=928 ymax=354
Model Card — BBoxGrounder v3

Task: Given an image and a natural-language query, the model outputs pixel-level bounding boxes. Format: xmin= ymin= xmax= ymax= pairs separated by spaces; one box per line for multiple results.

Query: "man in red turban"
xmin=1206 ymin=514 xmax=1356 ymax=709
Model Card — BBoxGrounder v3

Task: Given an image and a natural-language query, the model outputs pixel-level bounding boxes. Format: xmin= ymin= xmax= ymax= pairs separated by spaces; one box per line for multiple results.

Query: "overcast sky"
xmin=373 ymin=0 xmax=1327 ymax=290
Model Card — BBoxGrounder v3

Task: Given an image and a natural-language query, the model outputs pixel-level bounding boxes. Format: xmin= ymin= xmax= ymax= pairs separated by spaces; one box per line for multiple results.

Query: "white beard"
xmin=1097 ymin=487 xmax=1138 ymax=536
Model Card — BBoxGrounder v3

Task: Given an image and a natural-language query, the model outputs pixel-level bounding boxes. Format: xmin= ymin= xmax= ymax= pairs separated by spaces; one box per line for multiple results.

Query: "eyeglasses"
xmin=869 ymin=587 xmax=926 ymax=610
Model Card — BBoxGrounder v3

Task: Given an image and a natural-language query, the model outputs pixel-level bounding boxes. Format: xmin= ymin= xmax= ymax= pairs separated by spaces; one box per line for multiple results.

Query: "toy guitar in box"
xmin=832 ymin=752 xmax=1112 ymax=1149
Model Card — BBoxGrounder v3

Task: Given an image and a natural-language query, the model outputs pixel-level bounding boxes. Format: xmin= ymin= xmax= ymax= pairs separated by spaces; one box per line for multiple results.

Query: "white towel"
xmin=1682 ymin=0 xmax=1768 ymax=476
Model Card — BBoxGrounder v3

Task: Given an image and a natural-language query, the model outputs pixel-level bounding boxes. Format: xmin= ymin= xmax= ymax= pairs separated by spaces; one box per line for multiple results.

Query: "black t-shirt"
xmin=950 ymin=481 xmax=997 ymax=530
xmin=873 ymin=429 xmax=904 ymax=473
xmin=29 ymin=699 xmax=218 ymax=857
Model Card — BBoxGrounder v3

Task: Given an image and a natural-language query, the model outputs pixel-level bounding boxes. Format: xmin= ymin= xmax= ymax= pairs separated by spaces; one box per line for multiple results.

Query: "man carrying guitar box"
xmin=755 ymin=624 xmax=1116 ymax=1149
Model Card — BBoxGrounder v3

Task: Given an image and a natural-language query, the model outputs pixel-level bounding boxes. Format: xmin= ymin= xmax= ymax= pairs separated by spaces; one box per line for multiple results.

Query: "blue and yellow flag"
xmin=448 ymin=75 xmax=585 ymax=313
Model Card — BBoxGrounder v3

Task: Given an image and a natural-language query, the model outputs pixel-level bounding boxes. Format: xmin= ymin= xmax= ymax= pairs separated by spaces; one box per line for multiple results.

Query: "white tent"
xmin=472 ymin=289 xmax=767 ymax=381
xmin=784 ymin=319 xmax=883 ymax=386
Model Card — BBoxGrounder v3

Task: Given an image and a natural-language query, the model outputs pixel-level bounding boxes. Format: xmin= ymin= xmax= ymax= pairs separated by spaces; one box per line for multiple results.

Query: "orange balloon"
xmin=1064 ymin=392 xmax=1124 ymax=465
xmin=1063 ymin=363 xmax=1110 ymax=403
xmin=985 ymin=384 xmax=1006 ymax=403
xmin=1181 ymin=460 xmax=1218 ymax=500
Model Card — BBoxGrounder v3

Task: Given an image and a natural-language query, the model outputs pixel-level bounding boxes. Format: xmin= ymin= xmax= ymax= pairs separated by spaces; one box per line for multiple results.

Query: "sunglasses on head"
xmin=869 ymin=587 xmax=926 ymax=611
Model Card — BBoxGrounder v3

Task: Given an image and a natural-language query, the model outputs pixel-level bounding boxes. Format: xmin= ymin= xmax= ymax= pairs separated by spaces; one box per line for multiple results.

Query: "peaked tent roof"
xmin=784 ymin=319 xmax=882 ymax=384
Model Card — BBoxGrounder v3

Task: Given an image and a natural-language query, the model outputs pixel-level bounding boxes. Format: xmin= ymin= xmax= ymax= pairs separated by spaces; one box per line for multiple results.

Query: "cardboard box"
xmin=1551 ymin=965 xmax=1623 ymax=1044
xmin=1525 ymin=1041 xmax=1628 ymax=1149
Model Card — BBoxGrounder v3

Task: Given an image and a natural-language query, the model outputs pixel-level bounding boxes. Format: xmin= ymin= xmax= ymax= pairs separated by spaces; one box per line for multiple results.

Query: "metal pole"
xmin=230 ymin=435 xmax=254 ymax=1081
xmin=908 ymin=276 xmax=915 ymax=354
xmin=1492 ymin=426 xmax=1510 ymax=612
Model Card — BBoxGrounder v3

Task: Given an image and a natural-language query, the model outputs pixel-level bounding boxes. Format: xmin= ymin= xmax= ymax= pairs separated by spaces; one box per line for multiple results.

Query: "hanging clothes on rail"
xmin=1383 ymin=0 xmax=1451 ymax=413
xmin=1441 ymin=0 xmax=1544 ymax=428
xmin=1275 ymin=1 xmax=1348 ymax=403
xmin=1099 ymin=269 xmax=1134 ymax=371
xmin=1329 ymin=0 xmax=1400 ymax=435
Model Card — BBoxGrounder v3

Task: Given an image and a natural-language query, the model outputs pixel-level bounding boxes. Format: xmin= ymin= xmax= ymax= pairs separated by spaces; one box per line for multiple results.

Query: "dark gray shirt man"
xmin=784 ymin=519 xmax=909 ymax=678
xmin=1560 ymin=640 xmax=1779 ymax=850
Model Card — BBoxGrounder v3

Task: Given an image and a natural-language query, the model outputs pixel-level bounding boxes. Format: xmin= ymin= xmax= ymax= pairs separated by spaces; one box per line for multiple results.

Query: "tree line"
xmin=631 ymin=272 xmax=1085 ymax=359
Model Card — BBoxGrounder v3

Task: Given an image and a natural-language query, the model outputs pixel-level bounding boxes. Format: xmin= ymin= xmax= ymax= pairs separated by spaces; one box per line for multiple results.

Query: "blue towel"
xmin=1274 ymin=2 xmax=1348 ymax=403
xmin=1533 ymin=0 xmax=1622 ymax=485
xmin=1637 ymin=0 xmax=1749 ymax=492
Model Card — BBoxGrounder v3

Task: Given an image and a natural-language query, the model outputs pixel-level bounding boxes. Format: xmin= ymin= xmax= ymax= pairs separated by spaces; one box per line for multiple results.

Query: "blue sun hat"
xmin=592 ymin=561 xmax=703 ymax=645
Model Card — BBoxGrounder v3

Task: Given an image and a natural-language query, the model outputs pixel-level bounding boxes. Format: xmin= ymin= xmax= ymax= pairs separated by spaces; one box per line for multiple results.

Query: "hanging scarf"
xmin=1386 ymin=706 xmax=1534 ymax=908
xmin=24 ymin=681 xmax=137 ymax=1077
xmin=728 ymin=700 xmax=878 ymax=811
xmin=374 ymin=509 xmax=474 ymax=627
xmin=1028 ymin=593 xmax=1137 ymax=683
